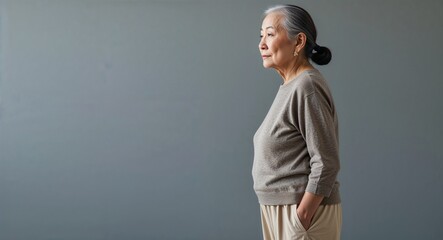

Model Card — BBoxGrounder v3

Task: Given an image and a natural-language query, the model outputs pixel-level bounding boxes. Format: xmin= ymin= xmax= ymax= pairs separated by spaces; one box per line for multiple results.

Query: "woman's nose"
xmin=259 ymin=39 xmax=267 ymax=50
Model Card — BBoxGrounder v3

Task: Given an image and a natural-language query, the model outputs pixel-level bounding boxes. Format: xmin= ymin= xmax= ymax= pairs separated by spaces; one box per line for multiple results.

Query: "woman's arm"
xmin=294 ymin=89 xmax=340 ymax=230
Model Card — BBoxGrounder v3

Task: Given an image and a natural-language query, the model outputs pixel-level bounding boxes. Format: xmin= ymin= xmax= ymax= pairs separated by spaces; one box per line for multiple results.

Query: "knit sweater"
xmin=252 ymin=69 xmax=341 ymax=205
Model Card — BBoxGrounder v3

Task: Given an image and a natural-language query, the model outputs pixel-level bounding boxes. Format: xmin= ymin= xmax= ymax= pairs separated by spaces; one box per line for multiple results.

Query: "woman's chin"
xmin=262 ymin=63 xmax=273 ymax=68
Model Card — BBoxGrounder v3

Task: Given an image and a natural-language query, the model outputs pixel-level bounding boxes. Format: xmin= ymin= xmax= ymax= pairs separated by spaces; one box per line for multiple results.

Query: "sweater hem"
xmin=256 ymin=189 xmax=341 ymax=206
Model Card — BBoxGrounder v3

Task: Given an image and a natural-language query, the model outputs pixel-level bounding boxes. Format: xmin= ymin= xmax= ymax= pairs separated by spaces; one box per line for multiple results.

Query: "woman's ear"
xmin=294 ymin=32 xmax=307 ymax=53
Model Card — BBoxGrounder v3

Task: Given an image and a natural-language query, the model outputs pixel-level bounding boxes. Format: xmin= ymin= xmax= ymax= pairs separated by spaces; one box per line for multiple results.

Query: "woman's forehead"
xmin=261 ymin=13 xmax=283 ymax=30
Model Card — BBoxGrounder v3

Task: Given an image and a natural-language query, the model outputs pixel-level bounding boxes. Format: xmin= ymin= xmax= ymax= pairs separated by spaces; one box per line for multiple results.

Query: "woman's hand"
xmin=296 ymin=208 xmax=313 ymax=230
xmin=296 ymin=192 xmax=325 ymax=230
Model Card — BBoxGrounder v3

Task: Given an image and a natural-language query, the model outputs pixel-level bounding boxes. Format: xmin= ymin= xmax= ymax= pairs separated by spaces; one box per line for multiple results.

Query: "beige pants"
xmin=260 ymin=203 xmax=342 ymax=240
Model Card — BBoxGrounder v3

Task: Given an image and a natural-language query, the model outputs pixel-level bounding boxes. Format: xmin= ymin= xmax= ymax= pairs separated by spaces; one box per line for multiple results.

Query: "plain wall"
xmin=0 ymin=0 xmax=442 ymax=239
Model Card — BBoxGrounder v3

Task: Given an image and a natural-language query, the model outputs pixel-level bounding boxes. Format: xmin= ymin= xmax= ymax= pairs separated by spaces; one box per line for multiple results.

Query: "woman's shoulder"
xmin=292 ymin=68 xmax=328 ymax=97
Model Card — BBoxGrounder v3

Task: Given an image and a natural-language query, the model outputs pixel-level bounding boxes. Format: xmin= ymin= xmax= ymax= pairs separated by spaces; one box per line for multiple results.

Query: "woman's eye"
xmin=260 ymin=33 xmax=273 ymax=39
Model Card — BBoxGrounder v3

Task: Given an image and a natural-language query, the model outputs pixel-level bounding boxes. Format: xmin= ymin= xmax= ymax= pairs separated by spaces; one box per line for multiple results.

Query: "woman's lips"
xmin=262 ymin=55 xmax=271 ymax=59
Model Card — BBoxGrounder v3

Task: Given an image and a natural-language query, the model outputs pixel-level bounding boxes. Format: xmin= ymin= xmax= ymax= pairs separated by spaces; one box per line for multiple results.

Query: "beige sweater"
xmin=252 ymin=69 xmax=341 ymax=205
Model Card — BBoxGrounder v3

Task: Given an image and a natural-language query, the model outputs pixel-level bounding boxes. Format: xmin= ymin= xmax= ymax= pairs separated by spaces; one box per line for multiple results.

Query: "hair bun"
xmin=311 ymin=45 xmax=332 ymax=65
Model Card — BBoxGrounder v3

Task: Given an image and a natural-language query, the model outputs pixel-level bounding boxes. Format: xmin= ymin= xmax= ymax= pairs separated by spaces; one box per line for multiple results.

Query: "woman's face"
xmin=259 ymin=13 xmax=296 ymax=69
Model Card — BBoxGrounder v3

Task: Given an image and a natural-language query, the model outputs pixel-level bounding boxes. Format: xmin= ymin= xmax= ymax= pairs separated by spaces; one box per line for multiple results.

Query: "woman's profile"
xmin=252 ymin=4 xmax=342 ymax=240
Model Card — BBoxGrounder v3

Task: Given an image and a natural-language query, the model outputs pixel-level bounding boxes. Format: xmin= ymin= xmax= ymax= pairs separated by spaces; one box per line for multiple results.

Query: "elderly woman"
xmin=252 ymin=4 xmax=342 ymax=240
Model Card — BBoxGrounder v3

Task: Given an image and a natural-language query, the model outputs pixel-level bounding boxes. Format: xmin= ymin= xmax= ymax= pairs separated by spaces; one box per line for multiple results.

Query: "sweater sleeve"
xmin=297 ymin=91 xmax=340 ymax=197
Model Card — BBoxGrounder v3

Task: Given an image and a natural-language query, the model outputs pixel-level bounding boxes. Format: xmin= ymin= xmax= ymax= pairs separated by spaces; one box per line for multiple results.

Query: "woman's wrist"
xmin=296 ymin=205 xmax=312 ymax=220
xmin=297 ymin=192 xmax=325 ymax=220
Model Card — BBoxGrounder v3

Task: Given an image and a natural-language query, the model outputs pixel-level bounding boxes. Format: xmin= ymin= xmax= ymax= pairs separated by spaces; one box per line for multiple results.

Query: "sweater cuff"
xmin=305 ymin=181 xmax=333 ymax=197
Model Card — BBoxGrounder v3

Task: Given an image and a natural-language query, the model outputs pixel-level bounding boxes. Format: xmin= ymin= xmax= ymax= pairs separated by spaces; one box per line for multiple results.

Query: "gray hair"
xmin=263 ymin=4 xmax=332 ymax=65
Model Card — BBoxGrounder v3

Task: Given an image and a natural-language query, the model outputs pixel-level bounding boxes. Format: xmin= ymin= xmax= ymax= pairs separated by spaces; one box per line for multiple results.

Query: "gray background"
xmin=0 ymin=0 xmax=442 ymax=239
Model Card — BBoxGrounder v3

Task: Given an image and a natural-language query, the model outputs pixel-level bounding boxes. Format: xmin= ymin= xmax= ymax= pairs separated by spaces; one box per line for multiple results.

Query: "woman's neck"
xmin=277 ymin=60 xmax=314 ymax=84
